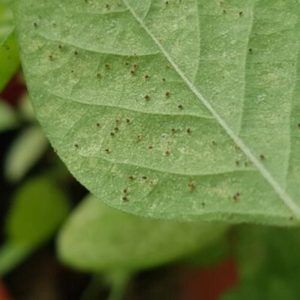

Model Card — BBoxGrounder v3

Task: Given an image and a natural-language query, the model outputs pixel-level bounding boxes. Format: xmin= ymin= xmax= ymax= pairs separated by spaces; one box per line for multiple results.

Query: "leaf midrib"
xmin=122 ymin=0 xmax=300 ymax=218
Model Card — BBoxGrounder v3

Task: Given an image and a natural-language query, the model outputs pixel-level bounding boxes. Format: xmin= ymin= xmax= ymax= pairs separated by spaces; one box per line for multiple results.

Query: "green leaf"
xmin=0 ymin=1 xmax=19 ymax=91
xmin=4 ymin=126 xmax=48 ymax=182
xmin=0 ymin=177 xmax=69 ymax=274
xmin=0 ymin=100 xmax=17 ymax=132
xmin=223 ymin=226 xmax=300 ymax=300
xmin=14 ymin=1 xmax=300 ymax=225
xmin=58 ymin=195 xmax=227 ymax=273
xmin=6 ymin=176 xmax=70 ymax=246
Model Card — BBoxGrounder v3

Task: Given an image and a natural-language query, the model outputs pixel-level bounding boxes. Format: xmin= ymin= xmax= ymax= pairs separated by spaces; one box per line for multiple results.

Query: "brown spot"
xmin=105 ymin=148 xmax=111 ymax=154
xmin=74 ymin=50 xmax=78 ymax=55
xmin=186 ymin=128 xmax=192 ymax=134
xmin=105 ymin=63 xmax=111 ymax=69
xmin=58 ymin=44 xmax=63 ymax=50
xmin=110 ymin=132 xmax=115 ymax=137
xmin=162 ymin=78 xmax=166 ymax=82
xmin=142 ymin=176 xmax=147 ymax=180
xmin=97 ymin=73 xmax=101 ymax=79
xmin=33 ymin=22 xmax=38 ymax=28
xmin=235 ymin=160 xmax=240 ymax=166
xmin=74 ymin=144 xmax=79 ymax=148
xmin=144 ymin=95 xmax=150 ymax=101
xmin=144 ymin=74 xmax=150 ymax=80
xmin=178 ymin=105 xmax=184 ymax=110
xmin=249 ymin=48 xmax=253 ymax=54
xmin=126 ymin=118 xmax=131 ymax=124
xmin=128 ymin=175 xmax=135 ymax=180
xmin=148 ymin=145 xmax=153 ymax=150
xmin=96 ymin=123 xmax=101 ymax=127
xmin=114 ymin=127 xmax=119 ymax=132
xmin=239 ymin=11 xmax=243 ymax=16
xmin=48 ymin=55 xmax=54 ymax=61
xmin=165 ymin=150 xmax=171 ymax=156
xmin=233 ymin=192 xmax=240 ymax=202
xmin=188 ymin=181 xmax=196 ymax=192
xmin=165 ymin=91 xmax=171 ymax=97
xmin=122 ymin=196 xmax=129 ymax=202
xmin=106 ymin=4 xmax=110 ymax=9
xmin=260 ymin=154 xmax=266 ymax=160
xmin=297 ymin=123 xmax=300 ymax=129
xmin=212 ymin=140 xmax=217 ymax=146
xmin=171 ymin=128 xmax=177 ymax=134
xmin=123 ymin=188 xmax=128 ymax=194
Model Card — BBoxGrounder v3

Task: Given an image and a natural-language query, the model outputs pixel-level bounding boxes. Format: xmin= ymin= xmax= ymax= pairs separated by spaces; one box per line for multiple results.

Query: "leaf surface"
xmin=58 ymin=195 xmax=227 ymax=273
xmin=0 ymin=1 xmax=19 ymax=91
xmin=14 ymin=0 xmax=300 ymax=224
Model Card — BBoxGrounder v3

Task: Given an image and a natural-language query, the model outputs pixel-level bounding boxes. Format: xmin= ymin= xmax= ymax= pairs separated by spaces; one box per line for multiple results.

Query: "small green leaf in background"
xmin=4 ymin=126 xmax=48 ymax=182
xmin=223 ymin=226 xmax=300 ymax=300
xmin=58 ymin=195 xmax=227 ymax=273
xmin=0 ymin=0 xmax=19 ymax=91
xmin=0 ymin=176 xmax=70 ymax=275
xmin=0 ymin=99 xmax=17 ymax=132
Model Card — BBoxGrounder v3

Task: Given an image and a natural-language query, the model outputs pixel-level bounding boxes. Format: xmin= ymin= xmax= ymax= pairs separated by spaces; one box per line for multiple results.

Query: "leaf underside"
xmin=15 ymin=0 xmax=300 ymax=225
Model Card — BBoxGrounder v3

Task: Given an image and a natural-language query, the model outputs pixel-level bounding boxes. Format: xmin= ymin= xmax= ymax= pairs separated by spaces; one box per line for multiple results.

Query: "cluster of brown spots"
xmin=122 ymin=188 xmax=129 ymax=202
xmin=130 ymin=64 xmax=138 ymax=75
xmin=233 ymin=192 xmax=240 ymax=202
xmin=188 ymin=180 xmax=196 ymax=192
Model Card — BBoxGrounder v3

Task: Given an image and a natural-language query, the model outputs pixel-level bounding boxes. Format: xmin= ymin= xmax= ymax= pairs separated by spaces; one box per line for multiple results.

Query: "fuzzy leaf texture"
xmin=14 ymin=0 xmax=300 ymax=225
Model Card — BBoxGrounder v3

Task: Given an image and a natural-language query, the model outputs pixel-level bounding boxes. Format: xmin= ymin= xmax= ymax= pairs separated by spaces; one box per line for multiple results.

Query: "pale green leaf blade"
xmin=0 ymin=177 xmax=70 ymax=274
xmin=223 ymin=226 xmax=300 ymax=300
xmin=6 ymin=176 xmax=70 ymax=246
xmin=4 ymin=126 xmax=48 ymax=182
xmin=0 ymin=1 xmax=19 ymax=91
xmin=14 ymin=1 xmax=300 ymax=225
xmin=58 ymin=195 xmax=227 ymax=273
xmin=0 ymin=99 xmax=17 ymax=132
